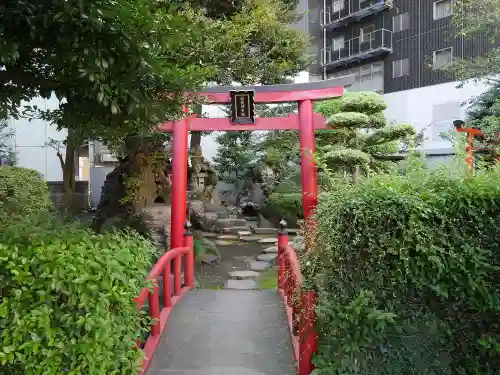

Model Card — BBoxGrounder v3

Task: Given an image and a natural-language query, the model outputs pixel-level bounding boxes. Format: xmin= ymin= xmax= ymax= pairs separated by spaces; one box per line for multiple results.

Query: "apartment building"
xmin=303 ymin=0 xmax=497 ymax=158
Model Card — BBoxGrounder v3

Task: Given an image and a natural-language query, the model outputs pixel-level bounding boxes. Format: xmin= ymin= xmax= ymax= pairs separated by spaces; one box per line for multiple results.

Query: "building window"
xmin=329 ymin=62 xmax=384 ymax=93
xmin=393 ymin=12 xmax=410 ymax=32
xmin=393 ymin=58 xmax=410 ymax=78
xmin=433 ymin=0 xmax=453 ymax=20
xmin=332 ymin=35 xmax=345 ymax=51
xmin=433 ymin=47 xmax=453 ymax=69
xmin=332 ymin=0 xmax=344 ymax=12
xmin=360 ymin=25 xmax=375 ymax=43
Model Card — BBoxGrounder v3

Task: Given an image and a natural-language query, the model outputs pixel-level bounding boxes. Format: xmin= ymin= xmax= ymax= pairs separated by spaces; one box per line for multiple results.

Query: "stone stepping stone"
xmin=239 ymin=235 xmax=261 ymax=242
xmin=224 ymin=279 xmax=258 ymax=290
xmin=257 ymin=238 xmax=278 ymax=244
xmin=197 ymin=254 xmax=220 ymax=264
xmin=253 ymin=228 xmax=277 ymax=235
xmin=233 ymin=255 xmax=253 ymax=262
xmin=215 ymin=240 xmax=234 ymax=246
xmin=257 ymin=253 xmax=278 ymax=262
xmin=221 ymin=226 xmax=249 ymax=234
xmin=228 ymin=270 xmax=260 ymax=280
xmin=201 ymin=232 xmax=218 ymax=238
xmin=287 ymin=228 xmax=300 ymax=235
xmin=218 ymin=234 xmax=239 ymax=240
xmin=248 ymin=261 xmax=271 ymax=271
xmin=237 ymin=230 xmax=252 ymax=236
xmin=262 ymin=246 xmax=278 ymax=254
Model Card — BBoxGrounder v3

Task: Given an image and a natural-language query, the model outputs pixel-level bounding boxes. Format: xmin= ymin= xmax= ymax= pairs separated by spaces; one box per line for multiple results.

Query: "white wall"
xmin=383 ymin=80 xmax=490 ymax=152
xmin=6 ymin=95 xmax=67 ymax=181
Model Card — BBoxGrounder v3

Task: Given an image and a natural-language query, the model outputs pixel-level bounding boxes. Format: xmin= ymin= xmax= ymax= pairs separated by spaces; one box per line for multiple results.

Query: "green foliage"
xmin=0 ymin=120 xmax=16 ymax=166
xmin=305 ymin=165 xmax=500 ymax=374
xmin=317 ymin=92 xmax=416 ymax=175
xmin=327 ymin=112 xmax=371 ymax=128
xmin=314 ymin=98 xmax=341 ymax=118
xmin=2 ymin=0 xmax=310 ymax=208
xmin=467 ymin=78 xmax=500 ymax=138
xmin=0 ymin=166 xmax=53 ymax=216
xmin=213 ymin=131 xmax=258 ymax=183
xmin=339 ymin=92 xmax=387 ymax=114
xmin=321 ymin=147 xmax=371 ymax=168
xmin=448 ymin=0 xmax=500 ymax=79
xmin=194 ymin=238 xmax=221 ymax=259
xmin=0 ymin=212 xmax=155 ymax=374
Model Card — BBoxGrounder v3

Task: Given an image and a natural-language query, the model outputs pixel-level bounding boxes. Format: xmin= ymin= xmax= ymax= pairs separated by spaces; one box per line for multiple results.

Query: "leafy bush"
xmin=0 ymin=166 xmax=53 ymax=216
xmin=327 ymin=112 xmax=370 ymax=128
xmin=305 ymin=165 xmax=500 ymax=374
xmin=0 ymin=213 xmax=155 ymax=374
xmin=339 ymin=91 xmax=387 ymax=114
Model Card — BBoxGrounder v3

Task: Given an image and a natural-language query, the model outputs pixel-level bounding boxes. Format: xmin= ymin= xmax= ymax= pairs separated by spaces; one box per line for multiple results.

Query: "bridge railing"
xmin=277 ymin=220 xmax=317 ymax=375
xmin=134 ymin=222 xmax=195 ymax=374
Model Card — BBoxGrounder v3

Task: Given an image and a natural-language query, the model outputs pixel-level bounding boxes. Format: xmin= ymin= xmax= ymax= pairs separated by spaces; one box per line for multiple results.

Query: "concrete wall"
xmin=5 ymin=95 xmax=68 ymax=181
xmin=383 ymin=80 xmax=490 ymax=152
xmin=47 ymin=180 xmax=90 ymax=211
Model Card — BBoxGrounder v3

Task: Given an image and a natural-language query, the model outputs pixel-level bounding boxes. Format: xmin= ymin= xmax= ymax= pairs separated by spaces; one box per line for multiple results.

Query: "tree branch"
xmin=372 ymin=154 xmax=406 ymax=161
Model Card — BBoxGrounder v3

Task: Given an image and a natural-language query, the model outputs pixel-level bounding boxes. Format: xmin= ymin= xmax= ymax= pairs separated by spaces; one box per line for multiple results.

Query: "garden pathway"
xmin=195 ymin=223 xmax=301 ymax=290
xmin=146 ymin=289 xmax=296 ymax=375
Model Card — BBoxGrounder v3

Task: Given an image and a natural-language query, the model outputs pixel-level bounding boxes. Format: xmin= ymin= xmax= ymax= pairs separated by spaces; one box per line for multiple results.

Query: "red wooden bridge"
xmin=135 ymin=223 xmax=315 ymax=375
xmin=134 ymin=76 xmax=353 ymax=374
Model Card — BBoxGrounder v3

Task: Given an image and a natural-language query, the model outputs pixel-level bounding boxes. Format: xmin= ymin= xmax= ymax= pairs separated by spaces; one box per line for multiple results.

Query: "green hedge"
xmin=0 ymin=166 xmax=53 ymax=216
xmin=306 ymin=167 xmax=500 ymax=374
xmin=0 ymin=213 xmax=155 ymax=374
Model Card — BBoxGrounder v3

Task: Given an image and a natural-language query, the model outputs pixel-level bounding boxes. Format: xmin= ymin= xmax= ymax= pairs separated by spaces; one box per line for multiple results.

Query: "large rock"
xmin=212 ymin=218 xmax=248 ymax=232
xmin=257 ymin=214 xmax=273 ymax=228
xmin=190 ymin=200 xmax=205 ymax=215
xmin=190 ymin=200 xmax=219 ymax=231
xmin=142 ymin=204 xmax=172 ymax=250
xmin=92 ymin=134 xmax=170 ymax=233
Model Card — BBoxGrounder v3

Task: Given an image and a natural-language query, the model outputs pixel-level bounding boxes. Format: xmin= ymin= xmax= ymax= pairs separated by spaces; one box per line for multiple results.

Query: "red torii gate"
xmin=160 ymin=76 xmax=354 ymax=249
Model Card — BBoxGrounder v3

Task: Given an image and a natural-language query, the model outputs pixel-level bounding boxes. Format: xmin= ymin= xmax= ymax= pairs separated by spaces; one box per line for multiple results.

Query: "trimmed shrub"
xmin=0 ymin=213 xmax=155 ymax=374
xmin=0 ymin=166 xmax=53 ymax=216
xmin=306 ymin=166 xmax=500 ymax=374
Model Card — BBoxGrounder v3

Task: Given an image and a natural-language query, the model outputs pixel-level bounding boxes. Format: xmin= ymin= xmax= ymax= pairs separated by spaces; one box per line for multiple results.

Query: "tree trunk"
xmin=189 ymin=104 xmax=203 ymax=154
xmin=56 ymin=132 xmax=78 ymax=213
xmin=190 ymin=131 xmax=202 ymax=153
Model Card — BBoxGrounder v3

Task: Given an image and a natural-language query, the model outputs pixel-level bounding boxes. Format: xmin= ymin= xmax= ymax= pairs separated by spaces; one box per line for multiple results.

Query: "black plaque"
xmin=230 ymin=90 xmax=255 ymax=125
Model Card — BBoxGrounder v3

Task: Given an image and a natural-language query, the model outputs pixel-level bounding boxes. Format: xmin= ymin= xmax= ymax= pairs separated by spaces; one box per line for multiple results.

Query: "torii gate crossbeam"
xmin=160 ymin=76 xmax=354 ymax=249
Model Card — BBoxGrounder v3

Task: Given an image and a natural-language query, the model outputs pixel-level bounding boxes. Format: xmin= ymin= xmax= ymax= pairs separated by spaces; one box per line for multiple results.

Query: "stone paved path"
xmin=146 ymin=289 xmax=296 ymax=375
xmin=195 ymin=224 xmax=303 ymax=291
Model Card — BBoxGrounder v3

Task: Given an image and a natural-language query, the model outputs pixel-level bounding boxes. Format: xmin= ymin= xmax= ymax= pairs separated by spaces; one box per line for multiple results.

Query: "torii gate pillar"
xmin=163 ymin=77 xmax=354 ymax=249
xmin=298 ymin=99 xmax=318 ymax=219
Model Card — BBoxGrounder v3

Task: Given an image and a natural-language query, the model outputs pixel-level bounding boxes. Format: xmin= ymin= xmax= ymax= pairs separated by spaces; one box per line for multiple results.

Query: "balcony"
xmin=322 ymin=28 xmax=392 ymax=67
xmin=321 ymin=0 xmax=392 ymax=29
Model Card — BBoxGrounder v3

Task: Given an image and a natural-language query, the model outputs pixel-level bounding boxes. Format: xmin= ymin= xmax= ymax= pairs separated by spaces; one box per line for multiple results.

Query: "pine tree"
xmin=316 ymin=92 xmax=415 ymax=182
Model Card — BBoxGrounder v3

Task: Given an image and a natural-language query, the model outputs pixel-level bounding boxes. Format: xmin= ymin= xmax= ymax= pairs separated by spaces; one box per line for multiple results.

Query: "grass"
xmin=257 ymin=267 xmax=278 ymax=289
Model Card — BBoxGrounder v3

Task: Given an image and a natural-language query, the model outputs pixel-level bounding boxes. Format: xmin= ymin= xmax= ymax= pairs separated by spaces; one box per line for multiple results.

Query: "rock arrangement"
xmin=195 ymin=215 xmax=303 ymax=290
